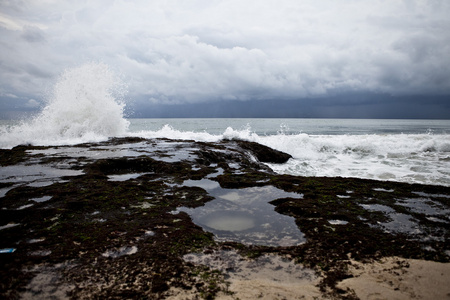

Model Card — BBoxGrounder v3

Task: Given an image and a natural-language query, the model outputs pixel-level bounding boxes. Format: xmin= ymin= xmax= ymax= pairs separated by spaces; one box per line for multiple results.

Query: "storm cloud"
xmin=0 ymin=0 xmax=449 ymax=117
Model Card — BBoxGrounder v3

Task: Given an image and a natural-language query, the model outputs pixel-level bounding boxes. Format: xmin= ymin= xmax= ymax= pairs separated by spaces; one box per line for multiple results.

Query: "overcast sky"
xmin=1 ymin=0 xmax=449 ymax=118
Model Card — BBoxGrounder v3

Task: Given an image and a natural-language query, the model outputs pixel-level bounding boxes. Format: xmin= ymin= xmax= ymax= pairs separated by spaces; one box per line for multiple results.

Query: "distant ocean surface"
xmin=2 ymin=117 xmax=450 ymax=186
xmin=128 ymin=118 xmax=450 ymax=136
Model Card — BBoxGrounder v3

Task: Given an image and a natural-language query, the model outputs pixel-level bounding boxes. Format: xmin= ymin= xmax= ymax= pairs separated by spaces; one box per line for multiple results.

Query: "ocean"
xmin=2 ymin=117 xmax=450 ymax=187
xmin=1 ymin=63 xmax=449 ymax=186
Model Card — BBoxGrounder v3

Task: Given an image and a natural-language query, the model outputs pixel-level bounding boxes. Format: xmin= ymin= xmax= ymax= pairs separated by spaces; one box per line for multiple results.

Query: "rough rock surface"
xmin=0 ymin=138 xmax=448 ymax=299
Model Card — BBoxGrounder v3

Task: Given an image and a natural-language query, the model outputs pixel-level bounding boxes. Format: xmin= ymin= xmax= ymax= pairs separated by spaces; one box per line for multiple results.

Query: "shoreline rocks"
xmin=0 ymin=137 xmax=449 ymax=299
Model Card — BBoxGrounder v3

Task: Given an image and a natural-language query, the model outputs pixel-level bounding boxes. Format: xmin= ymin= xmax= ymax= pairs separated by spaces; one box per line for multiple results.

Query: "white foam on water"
xmin=260 ymin=132 xmax=450 ymax=186
xmin=130 ymin=124 xmax=220 ymax=142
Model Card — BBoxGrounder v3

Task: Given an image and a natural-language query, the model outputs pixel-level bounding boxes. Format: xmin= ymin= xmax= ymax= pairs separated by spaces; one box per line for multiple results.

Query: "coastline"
xmin=1 ymin=137 xmax=449 ymax=299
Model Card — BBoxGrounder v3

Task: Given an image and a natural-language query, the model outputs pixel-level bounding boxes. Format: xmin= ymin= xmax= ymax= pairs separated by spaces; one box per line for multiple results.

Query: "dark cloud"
xmin=130 ymin=94 xmax=450 ymax=119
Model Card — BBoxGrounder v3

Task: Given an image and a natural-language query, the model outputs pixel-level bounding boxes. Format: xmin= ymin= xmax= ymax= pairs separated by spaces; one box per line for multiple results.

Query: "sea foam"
xmin=259 ymin=132 xmax=450 ymax=186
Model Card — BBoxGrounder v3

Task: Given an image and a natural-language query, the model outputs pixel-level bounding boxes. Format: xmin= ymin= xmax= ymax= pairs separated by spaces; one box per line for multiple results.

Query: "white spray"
xmin=0 ymin=63 xmax=129 ymax=148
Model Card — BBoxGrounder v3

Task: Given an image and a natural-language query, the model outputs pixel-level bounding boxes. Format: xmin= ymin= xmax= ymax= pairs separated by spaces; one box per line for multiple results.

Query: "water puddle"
xmin=328 ymin=220 xmax=349 ymax=225
xmin=412 ymin=191 xmax=450 ymax=199
xmin=31 ymin=196 xmax=52 ymax=203
xmin=361 ymin=204 xmax=395 ymax=213
xmin=382 ymin=213 xmax=422 ymax=235
xmin=360 ymin=200 xmax=447 ymax=240
xmin=144 ymin=230 xmax=155 ymax=237
xmin=150 ymin=145 xmax=198 ymax=163
xmin=176 ymin=179 xmax=305 ymax=247
xmin=27 ymin=181 xmax=58 ymax=187
xmin=17 ymin=204 xmax=34 ymax=210
xmin=108 ymin=173 xmax=145 ymax=181
xmin=26 ymin=142 xmax=200 ymax=166
xmin=101 ymin=246 xmax=138 ymax=258
xmin=29 ymin=250 xmax=52 ymax=256
xmin=28 ymin=238 xmax=46 ymax=244
xmin=0 ymin=186 xmax=14 ymax=198
xmin=0 ymin=165 xmax=82 ymax=184
xmin=28 ymin=143 xmax=149 ymax=159
xmin=397 ymin=198 xmax=450 ymax=218
xmin=131 ymin=202 xmax=155 ymax=209
xmin=373 ymin=188 xmax=394 ymax=192
xmin=0 ymin=223 xmax=20 ymax=230
xmin=361 ymin=203 xmax=420 ymax=234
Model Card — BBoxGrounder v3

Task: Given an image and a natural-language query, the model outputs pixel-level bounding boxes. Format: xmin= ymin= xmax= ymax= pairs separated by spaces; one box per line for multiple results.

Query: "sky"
xmin=0 ymin=0 xmax=449 ymax=118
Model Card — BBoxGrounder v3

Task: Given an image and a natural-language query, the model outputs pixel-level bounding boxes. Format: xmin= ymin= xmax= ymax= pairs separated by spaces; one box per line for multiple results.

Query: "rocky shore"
xmin=1 ymin=137 xmax=449 ymax=299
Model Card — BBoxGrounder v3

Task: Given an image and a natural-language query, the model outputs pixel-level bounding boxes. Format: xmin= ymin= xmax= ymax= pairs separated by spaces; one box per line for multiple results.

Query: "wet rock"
xmin=233 ymin=140 xmax=292 ymax=163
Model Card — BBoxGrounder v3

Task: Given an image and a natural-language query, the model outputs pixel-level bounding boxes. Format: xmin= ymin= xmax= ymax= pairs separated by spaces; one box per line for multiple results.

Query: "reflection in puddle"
xmin=27 ymin=141 xmax=201 ymax=164
xmin=183 ymin=179 xmax=220 ymax=191
xmin=412 ymin=191 xmax=450 ymax=199
xmin=373 ymin=188 xmax=394 ymax=192
xmin=177 ymin=179 xmax=305 ymax=247
xmin=0 ymin=187 xmax=13 ymax=198
xmin=328 ymin=220 xmax=348 ymax=225
xmin=199 ymin=211 xmax=256 ymax=232
xmin=0 ymin=223 xmax=20 ymax=230
xmin=361 ymin=203 xmax=420 ymax=234
xmin=108 ymin=173 xmax=145 ymax=182
xmin=27 ymin=181 xmax=55 ymax=187
xmin=17 ymin=204 xmax=34 ymax=210
xmin=31 ymin=196 xmax=52 ymax=203
xmin=102 ymin=246 xmax=138 ymax=258
xmin=361 ymin=204 xmax=395 ymax=213
xmin=360 ymin=199 xmax=449 ymax=240
xmin=0 ymin=165 xmax=82 ymax=184
xmin=29 ymin=250 xmax=52 ymax=256
xmin=131 ymin=202 xmax=155 ymax=209
xmin=28 ymin=143 xmax=149 ymax=159
xmin=28 ymin=238 xmax=46 ymax=244
xmin=206 ymin=167 xmax=224 ymax=178
xmin=397 ymin=198 xmax=450 ymax=219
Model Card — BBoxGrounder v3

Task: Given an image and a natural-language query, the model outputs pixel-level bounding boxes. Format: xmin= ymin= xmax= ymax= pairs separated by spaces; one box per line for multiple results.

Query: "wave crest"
xmin=0 ymin=63 xmax=129 ymax=148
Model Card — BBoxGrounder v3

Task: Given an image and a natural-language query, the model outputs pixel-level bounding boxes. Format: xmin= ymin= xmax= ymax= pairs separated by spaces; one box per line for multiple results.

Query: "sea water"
xmin=1 ymin=63 xmax=450 ymax=186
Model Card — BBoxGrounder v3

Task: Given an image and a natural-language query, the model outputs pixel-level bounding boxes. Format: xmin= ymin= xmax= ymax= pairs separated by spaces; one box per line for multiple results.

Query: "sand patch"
xmin=337 ymin=257 xmax=450 ymax=300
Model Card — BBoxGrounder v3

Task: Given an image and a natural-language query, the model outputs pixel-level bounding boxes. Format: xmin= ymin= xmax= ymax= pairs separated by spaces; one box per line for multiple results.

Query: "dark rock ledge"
xmin=0 ymin=137 xmax=448 ymax=299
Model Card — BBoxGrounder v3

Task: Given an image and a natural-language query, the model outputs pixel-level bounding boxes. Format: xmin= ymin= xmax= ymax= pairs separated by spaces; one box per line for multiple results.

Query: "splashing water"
xmin=0 ymin=63 xmax=129 ymax=148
